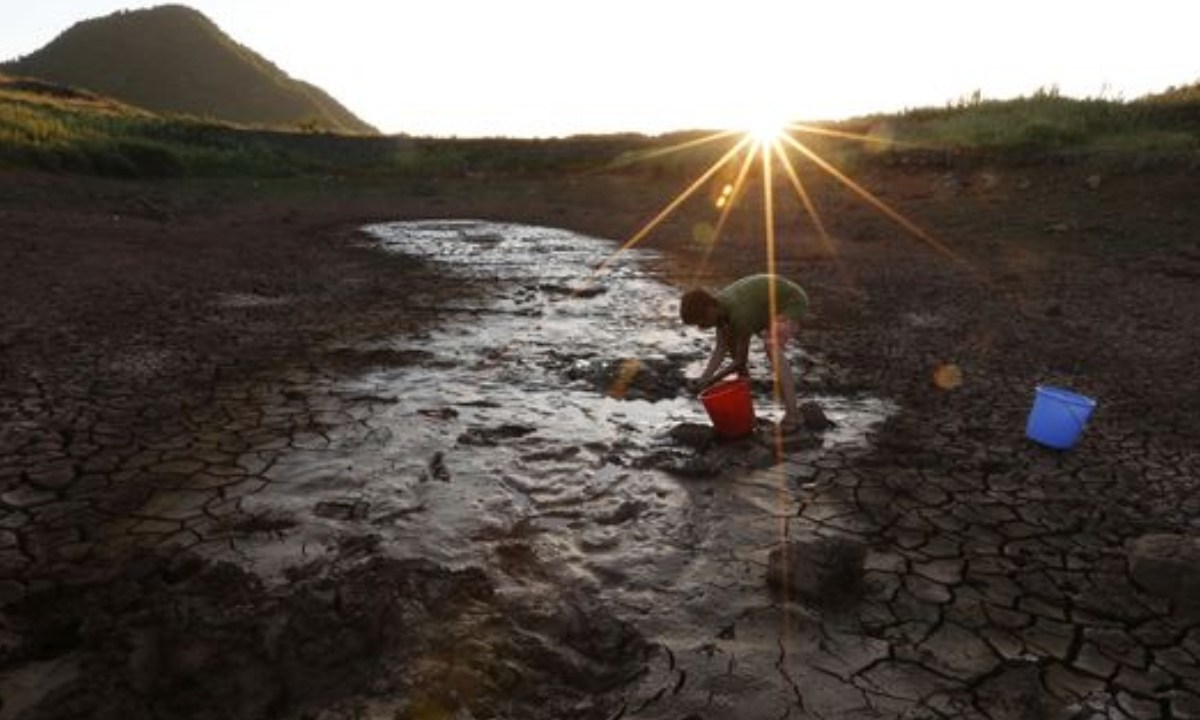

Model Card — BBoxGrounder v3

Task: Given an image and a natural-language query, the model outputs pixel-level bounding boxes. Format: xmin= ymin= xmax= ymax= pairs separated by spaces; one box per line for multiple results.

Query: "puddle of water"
xmin=239 ymin=219 xmax=894 ymax=603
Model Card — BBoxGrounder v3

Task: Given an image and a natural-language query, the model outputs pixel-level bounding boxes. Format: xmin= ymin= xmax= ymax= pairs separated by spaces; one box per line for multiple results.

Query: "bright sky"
xmin=2 ymin=1 xmax=1198 ymax=138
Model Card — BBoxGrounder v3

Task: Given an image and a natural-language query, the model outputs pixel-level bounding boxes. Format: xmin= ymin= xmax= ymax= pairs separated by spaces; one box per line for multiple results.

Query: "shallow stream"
xmin=237 ymin=220 xmax=895 ymax=715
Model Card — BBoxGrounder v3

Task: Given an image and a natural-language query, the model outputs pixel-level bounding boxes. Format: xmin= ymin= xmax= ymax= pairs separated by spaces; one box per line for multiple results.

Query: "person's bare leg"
xmin=765 ymin=318 xmax=801 ymax=430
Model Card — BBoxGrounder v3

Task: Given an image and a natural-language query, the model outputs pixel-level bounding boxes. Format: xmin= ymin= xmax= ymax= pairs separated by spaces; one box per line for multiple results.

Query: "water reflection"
xmin=245 ymin=220 xmax=893 ymax=595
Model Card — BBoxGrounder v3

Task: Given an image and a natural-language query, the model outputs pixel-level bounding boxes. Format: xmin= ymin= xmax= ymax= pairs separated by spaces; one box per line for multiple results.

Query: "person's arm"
xmin=694 ymin=326 xmax=749 ymax=391
xmin=695 ymin=330 xmax=729 ymax=388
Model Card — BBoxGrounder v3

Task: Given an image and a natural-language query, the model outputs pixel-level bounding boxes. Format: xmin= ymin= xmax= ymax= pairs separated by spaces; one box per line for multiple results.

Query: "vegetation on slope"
xmin=1 ymin=4 xmax=375 ymax=135
xmin=1 ymin=71 xmax=1197 ymax=180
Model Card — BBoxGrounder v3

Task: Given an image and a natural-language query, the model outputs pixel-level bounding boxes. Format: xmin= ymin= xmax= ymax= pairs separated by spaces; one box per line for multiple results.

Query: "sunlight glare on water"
xmin=360 ymin=220 xmax=892 ymax=461
xmin=365 ymin=221 xmax=698 ymax=435
xmin=244 ymin=220 xmax=893 ymax=596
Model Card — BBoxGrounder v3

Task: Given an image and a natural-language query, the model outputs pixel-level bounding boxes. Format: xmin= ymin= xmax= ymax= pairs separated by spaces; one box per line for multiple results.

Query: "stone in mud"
xmin=521 ymin=445 xmax=582 ymax=463
xmin=416 ymin=406 xmax=458 ymax=420
xmin=423 ymin=450 xmax=451 ymax=482
xmin=565 ymin=356 xmax=688 ymax=402
xmin=314 ymin=499 xmax=370 ymax=520
xmin=457 ymin=424 xmax=536 ymax=447
xmin=667 ymin=456 xmax=725 ymax=478
xmin=668 ymin=422 xmax=715 ymax=450
xmin=799 ymin=400 xmax=835 ymax=430
xmin=537 ymin=282 xmax=606 ymax=298
xmin=1127 ymin=533 xmax=1200 ymax=617
xmin=596 ymin=499 xmax=646 ymax=526
xmin=635 ymin=449 xmax=722 ymax=478
xmin=766 ymin=535 xmax=867 ymax=608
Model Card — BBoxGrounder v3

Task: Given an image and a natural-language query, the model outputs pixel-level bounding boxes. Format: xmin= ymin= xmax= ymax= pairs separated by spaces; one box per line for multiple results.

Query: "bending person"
xmin=680 ymin=273 xmax=808 ymax=432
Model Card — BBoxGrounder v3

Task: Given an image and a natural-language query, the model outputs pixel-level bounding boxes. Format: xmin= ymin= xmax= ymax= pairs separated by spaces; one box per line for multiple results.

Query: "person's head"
xmin=680 ymin=288 xmax=721 ymax=328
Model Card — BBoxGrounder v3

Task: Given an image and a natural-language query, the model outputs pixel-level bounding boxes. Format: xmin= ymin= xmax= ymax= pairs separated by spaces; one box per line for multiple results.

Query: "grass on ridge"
xmin=2 ymin=74 xmax=1198 ymax=180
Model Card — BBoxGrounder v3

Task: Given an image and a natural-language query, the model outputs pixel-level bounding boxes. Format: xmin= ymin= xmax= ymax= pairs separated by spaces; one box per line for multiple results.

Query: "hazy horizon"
xmin=3 ymin=1 xmax=1198 ymax=138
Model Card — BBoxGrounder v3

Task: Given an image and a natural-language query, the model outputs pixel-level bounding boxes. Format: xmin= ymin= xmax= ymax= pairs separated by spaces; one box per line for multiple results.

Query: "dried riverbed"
xmin=4 ymin=168 xmax=1200 ymax=719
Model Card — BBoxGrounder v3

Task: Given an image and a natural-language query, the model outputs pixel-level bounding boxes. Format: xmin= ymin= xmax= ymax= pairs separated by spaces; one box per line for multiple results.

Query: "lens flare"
xmin=933 ymin=362 xmax=964 ymax=390
xmin=608 ymin=358 xmax=642 ymax=399
xmin=594 ymin=118 xmax=964 ymax=287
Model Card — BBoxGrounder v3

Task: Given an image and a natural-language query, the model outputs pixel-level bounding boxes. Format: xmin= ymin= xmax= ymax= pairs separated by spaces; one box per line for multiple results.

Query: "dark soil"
xmin=2 ymin=165 xmax=1197 ymax=449
xmin=2 ymin=158 xmax=1199 ymax=718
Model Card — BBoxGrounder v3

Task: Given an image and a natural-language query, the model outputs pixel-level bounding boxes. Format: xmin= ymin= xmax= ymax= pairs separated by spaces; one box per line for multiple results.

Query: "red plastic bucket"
xmin=699 ymin=377 xmax=756 ymax=438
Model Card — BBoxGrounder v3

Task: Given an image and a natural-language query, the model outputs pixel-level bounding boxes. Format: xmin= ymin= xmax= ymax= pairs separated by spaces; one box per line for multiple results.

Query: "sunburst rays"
xmin=595 ymin=119 xmax=965 ymax=284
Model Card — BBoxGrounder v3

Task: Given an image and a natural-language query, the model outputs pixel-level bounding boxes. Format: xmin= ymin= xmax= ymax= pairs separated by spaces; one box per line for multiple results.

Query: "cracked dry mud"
xmin=2 ymin=164 xmax=1200 ymax=720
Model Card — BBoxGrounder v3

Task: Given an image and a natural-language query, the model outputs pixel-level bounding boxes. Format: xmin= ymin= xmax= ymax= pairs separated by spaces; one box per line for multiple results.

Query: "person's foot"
xmin=778 ymin=415 xmax=803 ymax=435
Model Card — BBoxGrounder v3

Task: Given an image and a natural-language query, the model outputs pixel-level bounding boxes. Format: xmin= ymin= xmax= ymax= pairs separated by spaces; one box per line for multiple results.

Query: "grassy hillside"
xmin=0 ymin=73 xmax=657 ymax=177
xmin=872 ymin=85 xmax=1200 ymax=160
xmin=1 ymin=4 xmax=375 ymax=134
xmin=1 ymin=72 xmax=1197 ymax=180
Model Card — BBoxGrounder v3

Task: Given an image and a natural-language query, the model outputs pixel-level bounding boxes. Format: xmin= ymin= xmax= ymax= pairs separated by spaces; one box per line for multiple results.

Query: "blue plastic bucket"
xmin=1026 ymin=385 xmax=1097 ymax=449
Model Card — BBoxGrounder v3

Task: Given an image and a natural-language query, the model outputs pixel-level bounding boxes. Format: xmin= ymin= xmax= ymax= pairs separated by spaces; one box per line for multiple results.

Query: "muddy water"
xmin=236 ymin=220 xmax=893 ymax=715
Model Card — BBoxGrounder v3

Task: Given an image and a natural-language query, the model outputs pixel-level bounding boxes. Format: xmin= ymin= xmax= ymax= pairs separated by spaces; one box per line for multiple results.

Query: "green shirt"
xmin=716 ymin=274 xmax=808 ymax=340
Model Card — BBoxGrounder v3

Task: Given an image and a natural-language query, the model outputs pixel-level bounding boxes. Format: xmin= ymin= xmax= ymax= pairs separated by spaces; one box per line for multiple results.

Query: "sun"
xmin=746 ymin=118 xmax=787 ymax=145
xmin=740 ymin=106 xmax=793 ymax=145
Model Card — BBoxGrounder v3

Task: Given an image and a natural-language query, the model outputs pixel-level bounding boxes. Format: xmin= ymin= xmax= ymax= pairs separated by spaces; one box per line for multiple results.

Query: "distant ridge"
xmin=1 ymin=4 xmax=377 ymax=134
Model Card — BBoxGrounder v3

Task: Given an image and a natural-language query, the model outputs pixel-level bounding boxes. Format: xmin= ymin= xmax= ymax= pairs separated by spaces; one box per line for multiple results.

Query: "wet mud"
xmin=3 ymin=546 xmax=644 ymax=720
xmin=1 ymin=219 xmax=891 ymax=719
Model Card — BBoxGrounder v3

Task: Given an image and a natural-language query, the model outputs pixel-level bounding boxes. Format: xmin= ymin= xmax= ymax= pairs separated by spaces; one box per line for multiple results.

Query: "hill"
xmin=0 ymin=4 xmax=376 ymax=134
